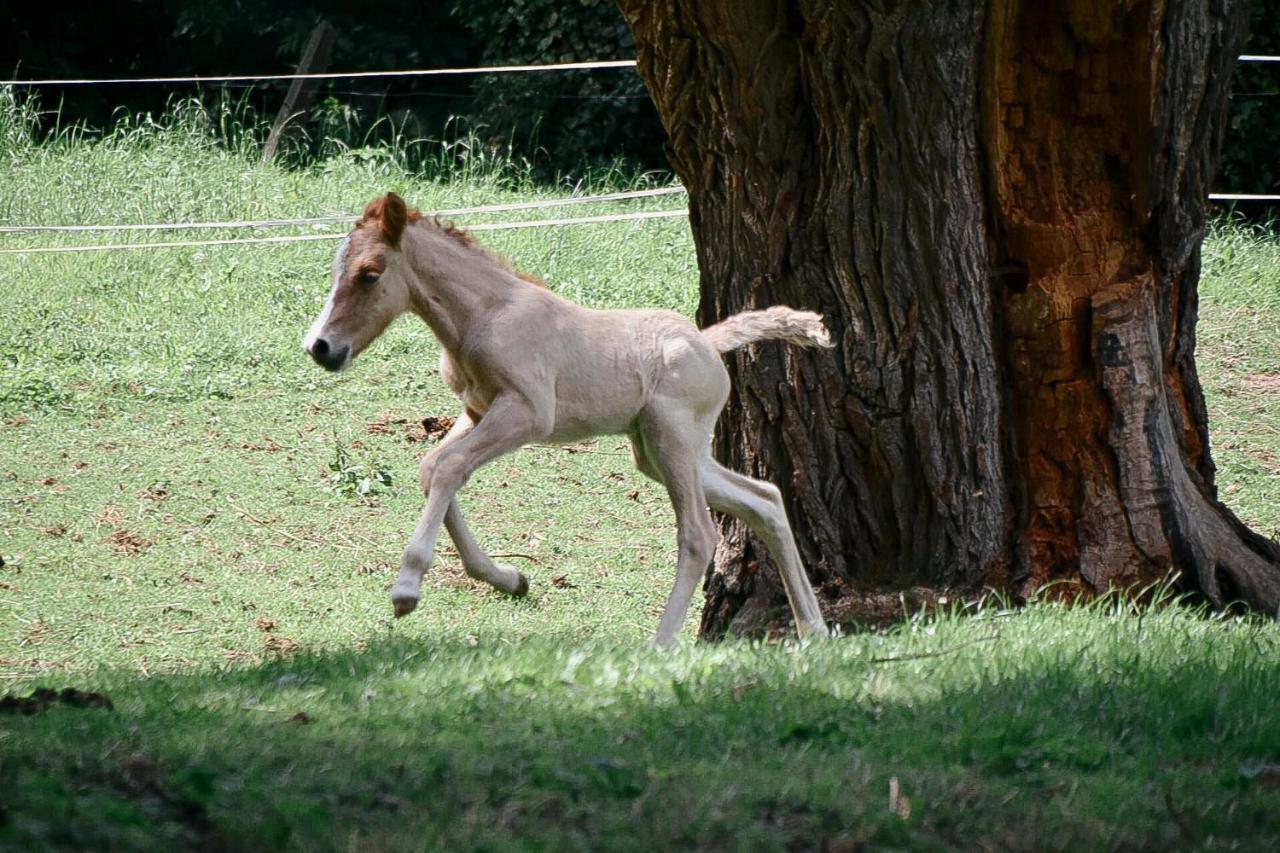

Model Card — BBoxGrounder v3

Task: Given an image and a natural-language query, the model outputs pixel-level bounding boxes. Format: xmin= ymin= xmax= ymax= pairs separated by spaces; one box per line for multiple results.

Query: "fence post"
xmin=261 ymin=19 xmax=336 ymax=164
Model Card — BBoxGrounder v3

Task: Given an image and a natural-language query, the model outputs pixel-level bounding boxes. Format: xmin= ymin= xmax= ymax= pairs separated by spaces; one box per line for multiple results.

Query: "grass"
xmin=1199 ymin=218 xmax=1280 ymax=539
xmin=0 ymin=95 xmax=1278 ymax=849
xmin=2 ymin=602 xmax=1277 ymax=850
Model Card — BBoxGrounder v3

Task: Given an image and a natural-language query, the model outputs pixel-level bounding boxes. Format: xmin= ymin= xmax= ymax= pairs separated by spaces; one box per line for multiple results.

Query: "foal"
xmin=305 ymin=192 xmax=831 ymax=644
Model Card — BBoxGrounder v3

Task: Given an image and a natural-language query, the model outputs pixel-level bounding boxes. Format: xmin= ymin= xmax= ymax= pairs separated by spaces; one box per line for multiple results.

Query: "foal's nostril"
xmin=308 ymin=337 xmax=350 ymax=372
xmin=309 ymin=337 xmax=333 ymax=368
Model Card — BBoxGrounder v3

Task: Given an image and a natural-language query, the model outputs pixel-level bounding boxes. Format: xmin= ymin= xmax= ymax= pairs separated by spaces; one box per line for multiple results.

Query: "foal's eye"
xmin=358 ymin=270 xmax=381 ymax=286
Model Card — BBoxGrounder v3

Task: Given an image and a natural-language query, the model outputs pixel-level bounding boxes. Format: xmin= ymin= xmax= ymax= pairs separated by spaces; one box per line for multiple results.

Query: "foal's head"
xmin=304 ymin=192 xmax=417 ymax=372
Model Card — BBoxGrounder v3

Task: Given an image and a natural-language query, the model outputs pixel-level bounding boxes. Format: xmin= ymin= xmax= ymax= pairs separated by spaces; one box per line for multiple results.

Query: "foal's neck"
xmin=401 ymin=224 xmax=520 ymax=353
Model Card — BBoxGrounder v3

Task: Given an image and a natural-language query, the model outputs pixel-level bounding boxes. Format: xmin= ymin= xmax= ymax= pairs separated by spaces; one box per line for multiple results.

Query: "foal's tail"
xmin=700 ymin=306 xmax=834 ymax=354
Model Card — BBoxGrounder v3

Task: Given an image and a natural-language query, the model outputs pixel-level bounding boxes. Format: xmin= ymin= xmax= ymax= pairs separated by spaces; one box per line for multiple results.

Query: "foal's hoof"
xmin=392 ymin=596 xmax=419 ymax=618
xmin=799 ymin=621 xmax=833 ymax=640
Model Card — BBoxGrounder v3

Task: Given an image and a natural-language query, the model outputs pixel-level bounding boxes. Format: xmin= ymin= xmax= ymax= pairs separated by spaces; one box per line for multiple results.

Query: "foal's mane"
xmin=359 ymin=194 xmax=544 ymax=288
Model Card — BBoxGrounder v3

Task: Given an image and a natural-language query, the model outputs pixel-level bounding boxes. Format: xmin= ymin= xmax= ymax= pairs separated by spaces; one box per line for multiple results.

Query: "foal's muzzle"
xmin=307 ymin=337 xmax=350 ymax=372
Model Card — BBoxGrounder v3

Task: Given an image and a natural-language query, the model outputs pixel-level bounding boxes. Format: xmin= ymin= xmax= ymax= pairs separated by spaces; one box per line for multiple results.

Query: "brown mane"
xmin=424 ymin=217 xmax=546 ymax=288
xmin=359 ymin=192 xmax=544 ymax=288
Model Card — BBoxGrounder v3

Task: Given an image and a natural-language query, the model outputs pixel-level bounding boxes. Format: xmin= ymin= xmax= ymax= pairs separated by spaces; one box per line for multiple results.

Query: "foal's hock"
xmin=304 ymin=192 xmax=832 ymax=644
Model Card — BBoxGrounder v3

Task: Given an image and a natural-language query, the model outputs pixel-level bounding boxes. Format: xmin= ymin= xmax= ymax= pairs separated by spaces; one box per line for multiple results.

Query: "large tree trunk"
xmin=618 ymin=0 xmax=1280 ymax=636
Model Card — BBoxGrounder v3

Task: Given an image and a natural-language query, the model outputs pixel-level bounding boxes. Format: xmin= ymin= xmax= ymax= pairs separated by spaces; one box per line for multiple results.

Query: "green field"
xmin=1 ymin=96 xmax=1279 ymax=849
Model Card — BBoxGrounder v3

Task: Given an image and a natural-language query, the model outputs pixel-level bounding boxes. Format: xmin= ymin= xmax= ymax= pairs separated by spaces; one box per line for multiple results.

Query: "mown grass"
xmin=1 ymin=95 xmax=1278 ymax=849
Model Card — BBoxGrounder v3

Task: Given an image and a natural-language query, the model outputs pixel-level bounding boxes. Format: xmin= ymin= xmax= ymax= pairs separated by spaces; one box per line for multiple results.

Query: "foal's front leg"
xmin=392 ymin=397 xmax=541 ymax=617
xmin=423 ymin=414 xmax=528 ymax=596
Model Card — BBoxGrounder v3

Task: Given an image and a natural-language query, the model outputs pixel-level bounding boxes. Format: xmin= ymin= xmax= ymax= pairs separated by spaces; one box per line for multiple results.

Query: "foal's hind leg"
xmin=421 ymin=414 xmax=527 ymax=596
xmin=700 ymin=455 xmax=829 ymax=638
xmin=633 ymin=421 xmax=719 ymax=647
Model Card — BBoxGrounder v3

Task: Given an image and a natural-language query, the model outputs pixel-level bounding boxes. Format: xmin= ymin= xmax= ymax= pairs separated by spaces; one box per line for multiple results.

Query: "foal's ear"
xmin=362 ymin=192 xmax=408 ymax=248
xmin=379 ymin=192 xmax=408 ymax=247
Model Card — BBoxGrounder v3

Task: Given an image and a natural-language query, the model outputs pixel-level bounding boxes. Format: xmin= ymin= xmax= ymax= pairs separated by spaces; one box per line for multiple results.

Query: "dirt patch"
xmin=411 ymin=415 xmax=455 ymax=442
xmin=96 ymin=505 xmax=125 ymax=528
xmin=1243 ymin=373 xmax=1280 ymax=394
xmin=367 ymin=412 xmax=455 ymax=443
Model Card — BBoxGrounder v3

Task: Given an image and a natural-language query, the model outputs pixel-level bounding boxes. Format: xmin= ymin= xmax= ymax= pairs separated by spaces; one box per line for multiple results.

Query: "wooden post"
xmin=261 ymin=19 xmax=336 ymax=164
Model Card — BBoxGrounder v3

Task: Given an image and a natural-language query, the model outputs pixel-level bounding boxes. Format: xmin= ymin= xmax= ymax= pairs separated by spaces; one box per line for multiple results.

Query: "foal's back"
xmin=481 ymin=286 xmax=728 ymax=442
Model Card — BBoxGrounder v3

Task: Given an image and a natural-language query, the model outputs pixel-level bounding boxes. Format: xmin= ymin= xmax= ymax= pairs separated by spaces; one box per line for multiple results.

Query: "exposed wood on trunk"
xmin=1094 ymin=280 xmax=1280 ymax=609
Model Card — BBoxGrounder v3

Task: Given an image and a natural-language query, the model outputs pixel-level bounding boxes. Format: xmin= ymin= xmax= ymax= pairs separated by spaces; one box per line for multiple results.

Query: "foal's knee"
xmin=756 ymin=482 xmax=790 ymax=528
xmin=421 ymin=451 xmax=468 ymax=497
xmin=418 ymin=453 xmax=439 ymax=493
xmin=418 ymin=447 xmax=459 ymax=494
xmin=680 ymin=517 xmax=718 ymax=570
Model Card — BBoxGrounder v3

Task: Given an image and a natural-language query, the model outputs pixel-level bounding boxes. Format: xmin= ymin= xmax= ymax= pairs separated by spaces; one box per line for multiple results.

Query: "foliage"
xmin=1221 ymin=6 xmax=1280 ymax=194
xmin=0 ymin=86 xmax=39 ymax=157
xmin=328 ymin=435 xmax=394 ymax=499
xmin=452 ymin=0 xmax=667 ymax=173
xmin=0 ymin=0 xmax=662 ymax=175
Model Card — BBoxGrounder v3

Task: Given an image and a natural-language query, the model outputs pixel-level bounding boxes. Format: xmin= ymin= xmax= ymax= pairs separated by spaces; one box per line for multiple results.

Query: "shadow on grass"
xmin=2 ymin=627 xmax=1278 ymax=851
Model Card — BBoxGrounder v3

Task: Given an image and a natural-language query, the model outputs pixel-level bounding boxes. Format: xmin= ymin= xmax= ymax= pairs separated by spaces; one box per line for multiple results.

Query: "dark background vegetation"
xmin=0 ymin=0 xmax=1274 ymax=189
xmin=1222 ymin=10 xmax=1280 ymax=196
xmin=0 ymin=0 xmax=667 ymax=175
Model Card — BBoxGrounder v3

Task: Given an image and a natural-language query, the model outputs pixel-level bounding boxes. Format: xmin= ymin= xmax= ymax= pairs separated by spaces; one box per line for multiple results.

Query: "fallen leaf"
xmin=106 ymin=529 xmax=151 ymax=555
xmin=551 ymin=574 xmax=576 ymax=589
xmin=365 ymin=410 xmax=407 ymax=435
xmin=255 ymin=616 xmax=279 ymax=632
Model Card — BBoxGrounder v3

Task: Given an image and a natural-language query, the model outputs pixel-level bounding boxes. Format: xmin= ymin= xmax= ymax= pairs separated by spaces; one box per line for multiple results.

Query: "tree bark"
xmin=618 ymin=0 xmax=1280 ymax=636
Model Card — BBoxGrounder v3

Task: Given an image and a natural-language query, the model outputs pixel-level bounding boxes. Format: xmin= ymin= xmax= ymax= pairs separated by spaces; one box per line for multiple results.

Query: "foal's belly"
xmin=546 ymin=372 xmax=645 ymax=442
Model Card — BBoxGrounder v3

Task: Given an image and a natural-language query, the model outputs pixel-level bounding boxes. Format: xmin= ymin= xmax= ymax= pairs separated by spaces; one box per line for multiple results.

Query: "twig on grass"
xmin=489 ymin=552 xmax=547 ymax=565
xmin=868 ymin=633 xmax=1000 ymax=664
xmin=438 ymin=548 xmax=546 ymax=566
xmin=227 ymin=498 xmax=326 ymax=548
